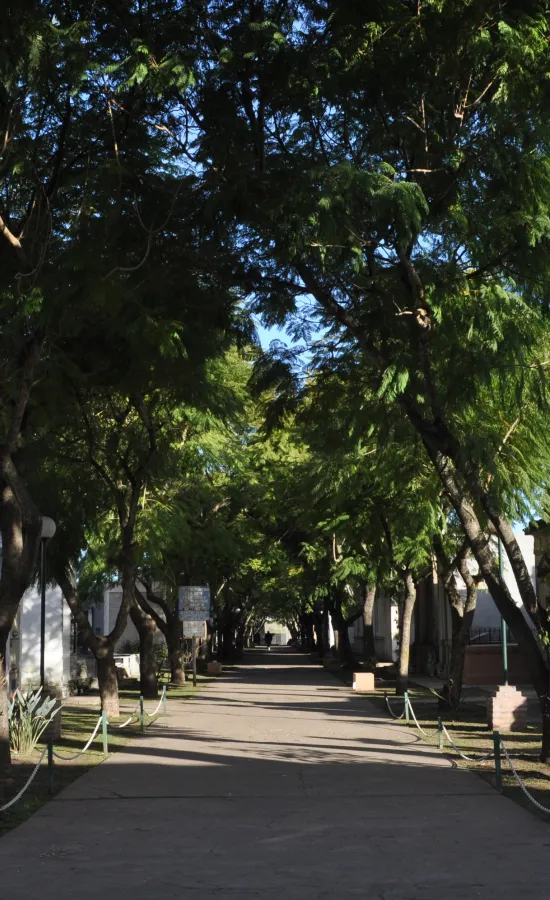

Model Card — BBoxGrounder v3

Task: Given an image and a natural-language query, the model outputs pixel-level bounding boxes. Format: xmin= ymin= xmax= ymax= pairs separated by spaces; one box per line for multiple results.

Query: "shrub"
xmin=9 ymin=688 xmax=59 ymax=756
xmin=153 ymin=642 xmax=168 ymax=676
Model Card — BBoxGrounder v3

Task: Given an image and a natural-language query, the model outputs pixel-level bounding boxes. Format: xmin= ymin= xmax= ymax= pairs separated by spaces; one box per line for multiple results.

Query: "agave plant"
xmin=8 ymin=688 xmax=59 ymax=756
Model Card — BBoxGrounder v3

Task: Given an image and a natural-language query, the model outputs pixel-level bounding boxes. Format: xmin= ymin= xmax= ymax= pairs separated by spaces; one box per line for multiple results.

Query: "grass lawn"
xmin=0 ymin=674 xmax=210 ymax=837
xmin=365 ymin=684 xmax=550 ymax=822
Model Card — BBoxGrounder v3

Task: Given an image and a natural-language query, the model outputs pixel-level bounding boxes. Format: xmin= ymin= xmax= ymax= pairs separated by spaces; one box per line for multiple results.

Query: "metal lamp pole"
xmin=39 ymin=517 xmax=56 ymax=689
xmin=498 ymin=537 xmax=509 ymax=686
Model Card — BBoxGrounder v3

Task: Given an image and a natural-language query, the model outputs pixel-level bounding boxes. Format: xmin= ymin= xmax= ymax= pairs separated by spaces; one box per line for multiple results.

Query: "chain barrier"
xmin=405 ymin=697 xmax=435 ymax=738
xmin=52 ymin=715 xmax=103 ymax=760
xmin=384 ymin=693 xmax=406 ymax=719
xmin=1 ymin=686 xmax=169 ymax=815
xmin=441 ymin=723 xmax=494 ymax=762
xmin=107 ymin=702 xmax=140 ymax=730
xmin=386 ymin=692 xmax=495 ymax=760
xmin=144 ymin=692 xmax=164 ymax=719
xmin=108 ymin=688 xmax=165 ymax=729
xmin=501 ymin=739 xmax=550 ymax=815
xmin=384 ymin=690 xmax=550 ymax=816
xmin=0 ymin=747 xmax=47 ymax=813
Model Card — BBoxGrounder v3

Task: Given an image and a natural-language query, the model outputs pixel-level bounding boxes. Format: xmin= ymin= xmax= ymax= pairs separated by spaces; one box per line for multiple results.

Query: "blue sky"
xmin=255 ymin=321 xmax=293 ymax=350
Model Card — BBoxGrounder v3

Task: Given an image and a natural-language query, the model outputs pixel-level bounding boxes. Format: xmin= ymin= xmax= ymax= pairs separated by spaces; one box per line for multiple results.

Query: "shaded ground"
xmin=0 ymin=649 xmax=549 ymax=899
xmin=0 ymin=678 xmax=205 ymax=836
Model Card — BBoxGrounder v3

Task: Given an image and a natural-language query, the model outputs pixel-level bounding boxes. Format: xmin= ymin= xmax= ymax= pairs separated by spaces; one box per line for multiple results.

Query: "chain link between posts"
xmin=440 ymin=723 xmax=494 ymax=762
xmin=1 ymin=685 xmax=168 ymax=815
xmin=52 ymin=715 xmax=103 ymax=760
xmin=107 ymin=702 xmax=140 ymax=729
xmin=405 ymin=694 xmax=495 ymax=760
xmin=107 ymin=686 xmax=165 ymax=728
xmin=0 ymin=747 xmax=47 ymax=813
xmin=500 ymin=739 xmax=550 ymax=815
xmin=405 ymin=696 xmax=433 ymax=738
xmin=384 ymin=694 xmax=406 ymax=719
xmin=385 ymin=690 xmax=497 ymax=762
xmin=144 ymin=692 xmax=164 ymax=719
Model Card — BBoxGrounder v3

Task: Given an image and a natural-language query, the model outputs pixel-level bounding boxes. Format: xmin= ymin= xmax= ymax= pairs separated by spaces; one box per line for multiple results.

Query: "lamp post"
xmin=498 ymin=537 xmax=509 ymax=686
xmin=39 ymin=516 xmax=56 ymax=689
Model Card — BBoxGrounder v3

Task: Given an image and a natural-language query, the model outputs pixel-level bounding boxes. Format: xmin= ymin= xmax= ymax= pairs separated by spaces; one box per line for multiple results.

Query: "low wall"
xmin=463 ymin=643 xmax=531 ymax=686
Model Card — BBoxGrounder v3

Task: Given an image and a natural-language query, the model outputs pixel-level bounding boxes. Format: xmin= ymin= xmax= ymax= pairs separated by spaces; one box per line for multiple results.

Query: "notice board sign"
xmin=178 ymin=586 xmax=211 ymax=619
xmin=182 ymin=619 xmax=207 ymax=639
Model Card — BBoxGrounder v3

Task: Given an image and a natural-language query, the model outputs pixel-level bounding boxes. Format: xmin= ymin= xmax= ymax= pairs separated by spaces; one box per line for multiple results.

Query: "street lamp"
xmin=40 ymin=516 xmax=56 ymax=689
xmin=498 ymin=537 xmax=509 ymax=686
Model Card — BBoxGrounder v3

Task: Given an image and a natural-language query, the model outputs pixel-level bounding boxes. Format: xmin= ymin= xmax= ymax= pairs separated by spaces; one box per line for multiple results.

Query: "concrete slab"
xmin=0 ymin=649 xmax=549 ymax=899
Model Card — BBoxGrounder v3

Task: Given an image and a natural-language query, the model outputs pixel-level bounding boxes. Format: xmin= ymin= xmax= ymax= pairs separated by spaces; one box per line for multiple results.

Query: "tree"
xmin=434 ymin=529 xmax=483 ymax=714
xmin=0 ymin=0 xmax=203 ymax=763
xmin=141 ymin=1 xmax=550 ymax=757
xmin=130 ymin=348 xmax=257 ymax=669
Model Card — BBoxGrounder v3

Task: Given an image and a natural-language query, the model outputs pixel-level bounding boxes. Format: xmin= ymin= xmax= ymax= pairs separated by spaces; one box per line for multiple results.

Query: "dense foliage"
xmin=4 ymin=1 xmax=550 ymax=763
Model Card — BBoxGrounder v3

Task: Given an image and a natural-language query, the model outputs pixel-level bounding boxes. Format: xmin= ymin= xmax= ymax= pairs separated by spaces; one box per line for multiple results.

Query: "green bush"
xmin=9 ymin=688 xmax=59 ymax=757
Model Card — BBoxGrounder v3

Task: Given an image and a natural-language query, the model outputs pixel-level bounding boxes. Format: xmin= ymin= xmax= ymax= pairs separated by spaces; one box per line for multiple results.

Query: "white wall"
xmin=462 ymin=532 xmax=536 ymax=631
xmin=263 ymin=620 xmax=291 ymax=646
xmin=106 ymin=589 xmax=166 ymax=651
xmin=19 ymin=583 xmax=70 ymax=694
xmin=347 ymin=592 xmax=396 ymax=662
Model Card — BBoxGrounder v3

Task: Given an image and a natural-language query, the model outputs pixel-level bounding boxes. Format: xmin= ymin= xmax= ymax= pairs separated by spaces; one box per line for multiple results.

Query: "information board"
xmin=178 ymin=586 xmax=211 ymax=619
xmin=182 ymin=619 xmax=207 ymax=639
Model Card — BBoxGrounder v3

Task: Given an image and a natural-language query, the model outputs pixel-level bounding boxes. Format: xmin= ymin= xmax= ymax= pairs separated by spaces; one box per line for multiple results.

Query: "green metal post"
xmin=101 ymin=709 xmax=108 ymax=755
xmin=140 ymin=695 xmax=145 ymax=733
xmin=498 ymin=538 xmax=509 ymax=686
xmin=437 ymin=717 xmax=444 ymax=752
xmin=493 ymin=730 xmax=502 ymax=790
xmin=404 ymin=691 xmax=409 ymax=724
xmin=162 ymin=684 xmax=167 ymax=715
xmin=47 ymin=739 xmax=54 ymax=794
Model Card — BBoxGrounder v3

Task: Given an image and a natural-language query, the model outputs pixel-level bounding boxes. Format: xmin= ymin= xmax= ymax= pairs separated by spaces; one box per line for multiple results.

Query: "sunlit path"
xmin=0 ymin=649 xmax=548 ymax=899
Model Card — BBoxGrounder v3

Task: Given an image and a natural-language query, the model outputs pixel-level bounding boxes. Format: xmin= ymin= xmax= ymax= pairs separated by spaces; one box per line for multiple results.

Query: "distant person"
xmin=265 ymin=631 xmax=273 ymax=651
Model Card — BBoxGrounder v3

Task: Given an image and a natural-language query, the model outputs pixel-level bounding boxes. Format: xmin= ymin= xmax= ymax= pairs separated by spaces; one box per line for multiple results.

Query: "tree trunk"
xmin=169 ymin=646 xmax=186 ymax=684
xmin=97 ymin=649 xmax=120 ymax=718
xmin=167 ymin=620 xmax=185 ymax=684
xmin=206 ymin=624 xmax=214 ymax=661
xmin=440 ymin=604 xmax=475 ymax=714
xmin=130 ymin=601 xmax=158 ymax=699
xmin=288 ymin=622 xmax=299 ymax=643
xmin=330 ymin=594 xmax=361 ymax=668
xmin=431 ymin=450 xmax=549 ymax=691
xmin=362 ymin=584 xmax=377 ymax=666
xmin=0 ymin=634 xmax=10 ymax=790
xmin=0 ymin=479 xmax=42 ymax=780
xmin=221 ymin=622 xmax=235 ymax=660
xmin=313 ymin=611 xmax=324 ymax=656
xmin=337 ymin=623 xmax=357 ymax=667
xmin=439 ymin=559 xmax=478 ymax=714
xmin=542 ymin=697 xmax=550 ymax=763
xmin=301 ymin=613 xmax=315 ymax=651
xmin=396 ymin=571 xmax=416 ymax=695
xmin=322 ymin=598 xmax=331 ymax=655
xmin=235 ymin=622 xmax=245 ymax=658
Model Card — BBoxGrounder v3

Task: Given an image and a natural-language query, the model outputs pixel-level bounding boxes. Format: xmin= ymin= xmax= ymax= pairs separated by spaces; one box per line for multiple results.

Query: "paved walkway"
xmin=0 ymin=649 xmax=549 ymax=899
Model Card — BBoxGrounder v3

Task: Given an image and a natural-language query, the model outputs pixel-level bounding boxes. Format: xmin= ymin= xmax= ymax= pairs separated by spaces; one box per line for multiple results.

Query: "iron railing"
xmin=469 ymin=627 xmax=506 ymax=645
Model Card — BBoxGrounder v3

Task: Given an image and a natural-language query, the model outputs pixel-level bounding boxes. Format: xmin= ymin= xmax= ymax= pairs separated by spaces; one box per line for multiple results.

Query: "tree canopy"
xmin=5 ymin=1 xmax=550 ymax=764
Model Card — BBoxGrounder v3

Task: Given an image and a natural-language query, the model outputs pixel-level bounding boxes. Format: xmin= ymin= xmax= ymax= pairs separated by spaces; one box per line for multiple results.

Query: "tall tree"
xmin=141 ymin=1 xmax=550 ymax=757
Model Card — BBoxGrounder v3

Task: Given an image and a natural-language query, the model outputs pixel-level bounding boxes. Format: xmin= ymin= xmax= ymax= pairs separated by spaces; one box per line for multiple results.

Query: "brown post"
xmin=192 ymin=635 xmax=197 ymax=688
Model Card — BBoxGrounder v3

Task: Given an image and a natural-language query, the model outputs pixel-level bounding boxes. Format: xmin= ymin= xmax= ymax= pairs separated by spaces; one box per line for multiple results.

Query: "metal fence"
xmin=468 ymin=627 xmax=503 ymax=645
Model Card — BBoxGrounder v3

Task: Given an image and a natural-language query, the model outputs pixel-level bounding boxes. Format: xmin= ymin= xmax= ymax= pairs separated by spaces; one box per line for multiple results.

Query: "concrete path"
xmin=1 ymin=649 xmax=549 ymax=899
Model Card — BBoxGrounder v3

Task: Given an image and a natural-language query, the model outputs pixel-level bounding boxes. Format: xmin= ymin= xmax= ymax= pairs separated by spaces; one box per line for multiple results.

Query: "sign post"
xmin=178 ymin=587 xmax=210 ymax=686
